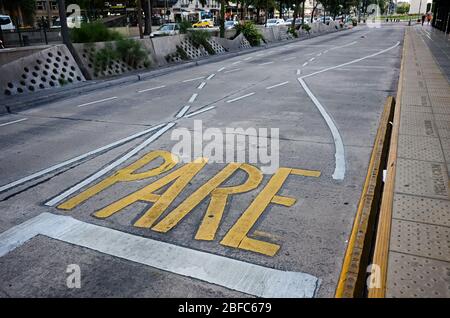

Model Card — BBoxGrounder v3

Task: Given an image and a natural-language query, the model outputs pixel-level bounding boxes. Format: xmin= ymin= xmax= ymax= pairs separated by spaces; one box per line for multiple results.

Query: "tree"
xmin=396 ymin=2 xmax=410 ymax=15
xmin=3 ymin=0 xmax=36 ymax=26
xmin=56 ymin=0 xmax=91 ymax=79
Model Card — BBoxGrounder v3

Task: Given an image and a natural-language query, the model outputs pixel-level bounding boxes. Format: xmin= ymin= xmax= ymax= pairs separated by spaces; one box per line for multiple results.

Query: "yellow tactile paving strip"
xmin=376 ymin=27 xmax=450 ymax=298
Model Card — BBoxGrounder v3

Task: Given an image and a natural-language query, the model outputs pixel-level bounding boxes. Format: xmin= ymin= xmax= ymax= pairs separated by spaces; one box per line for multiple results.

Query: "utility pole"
xmin=57 ymin=0 xmax=91 ymax=79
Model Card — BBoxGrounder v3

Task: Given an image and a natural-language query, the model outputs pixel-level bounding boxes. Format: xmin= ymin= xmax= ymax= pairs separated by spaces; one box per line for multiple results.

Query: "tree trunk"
xmin=220 ymin=0 xmax=225 ymax=38
xmin=301 ymin=0 xmax=305 ymax=23
xmin=143 ymin=0 xmax=151 ymax=35
xmin=57 ymin=0 xmax=91 ymax=80
xmin=136 ymin=0 xmax=144 ymax=39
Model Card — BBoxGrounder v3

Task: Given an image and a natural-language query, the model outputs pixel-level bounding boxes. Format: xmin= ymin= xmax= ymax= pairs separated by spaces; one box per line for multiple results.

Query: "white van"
xmin=0 ymin=15 xmax=15 ymax=31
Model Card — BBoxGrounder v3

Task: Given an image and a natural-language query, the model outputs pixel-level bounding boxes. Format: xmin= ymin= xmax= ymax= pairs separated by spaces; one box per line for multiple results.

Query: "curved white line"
xmin=297 ymin=42 xmax=401 ymax=180
xmin=298 ymin=78 xmax=345 ymax=180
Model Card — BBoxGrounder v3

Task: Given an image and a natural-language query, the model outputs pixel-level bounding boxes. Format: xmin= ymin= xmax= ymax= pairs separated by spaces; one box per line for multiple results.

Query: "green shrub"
xmin=93 ymin=43 xmax=118 ymax=72
xmin=71 ymin=22 xmax=123 ymax=43
xmin=288 ymin=27 xmax=298 ymax=38
xmin=115 ymin=38 xmax=150 ymax=68
xmin=176 ymin=45 xmax=189 ymax=60
xmin=301 ymin=23 xmax=311 ymax=33
xmin=235 ymin=21 xmax=264 ymax=46
xmin=179 ymin=20 xmax=192 ymax=34
xmin=189 ymin=30 xmax=215 ymax=55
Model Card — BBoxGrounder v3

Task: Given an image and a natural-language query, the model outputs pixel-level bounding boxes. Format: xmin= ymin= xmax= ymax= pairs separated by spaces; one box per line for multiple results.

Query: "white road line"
xmin=188 ymin=93 xmax=198 ymax=103
xmin=309 ymin=57 xmax=315 ymax=62
xmin=184 ymin=106 xmax=216 ymax=118
xmin=301 ymin=42 xmax=400 ymax=79
xmin=317 ymin=53 xmax=322 ymax=56
xmin=0 ymin=118 xmax=28 ymax=127
xmin=302 ymin=62 xmax=308 ymax=67
xmin=77 ymin=96 xmax=117 ymax=108
xmin=197 ymin=82 xmax=207 ymax=90
xmin=298 ymin=78 xmax=345 ymax=180
xmin=137 ymin=85 xmax=166 ymax=93
xmin=243 ymin=56 xmax=253 ymax=61
xmin=284 ymin=56 xmax=296 ymax=61
xmin=297 ymin=69 xmax=302 ymax=75
xmin=323 ymin=50 xmax=329 ymax=53
xmin=217 ymin=67 xmax=225 ymax=72
xmin=226 ymin=92 xmax=255 ymax=103
xmin=175 ymin=105 xmax=190 ymax=118
xmin=232 ymin=61 xmax=242 ymax=65
xmin=224 ymin=68 xmax=241 ymax=74
xmin=206 ymin=73 xmax=216 ymax=80
xmin=0 ymin=212 xmax=319 ymax=298
xmin=0 ymin=123 xmax=165 ymax=194
xmin=258 ymin=61 xmax=274 ymax=66
xmin=45 ymin=122 xmax=175 ymax=207
xmin=182 ymin=76 xmax=204 ymax=83
xmin=256 ymin=53 xmax=265 ymax=57
xmin=328 ymin=41 xmax=358 ymax=51
xmin=266 ymin=81 xmax=290 ymax=90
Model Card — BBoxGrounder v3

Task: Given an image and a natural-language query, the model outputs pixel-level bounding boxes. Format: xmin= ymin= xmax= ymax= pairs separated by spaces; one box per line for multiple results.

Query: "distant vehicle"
xmin=316 ymin=16 xmax=334 ymax=24
xmin=224 ymin=20 xmax=238 ymax=30
xmin=0 ymin=15 xmax=15 ymax=31
xmin=285 ymin=18 xmax=303 ymax=26
xmin=192 ymin=19 xmax=213 ymax=28
xmin=265 ymin=18 xmax=285 ymax=27
xmin=150 ymin=23 xmax=180 ymax=37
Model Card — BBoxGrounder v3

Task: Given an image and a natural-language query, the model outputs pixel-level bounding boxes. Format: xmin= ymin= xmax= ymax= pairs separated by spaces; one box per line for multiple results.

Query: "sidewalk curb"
xmin=0 ymin=26 xmax=354 ymax=115
xmin=335 ymin=96 xmax=396 ymax=298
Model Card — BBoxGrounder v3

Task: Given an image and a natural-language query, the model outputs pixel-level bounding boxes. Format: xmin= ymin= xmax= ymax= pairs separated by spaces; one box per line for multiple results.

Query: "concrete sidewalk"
xmin=372 ymin=26 xmax=450 ymax=298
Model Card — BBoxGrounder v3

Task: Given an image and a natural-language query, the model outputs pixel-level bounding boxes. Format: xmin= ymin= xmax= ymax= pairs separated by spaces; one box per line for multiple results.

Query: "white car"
xmin=285 ymin=18 xmax=303 ymax=26
xmin=266 ymin=18 xmax=285 ymax=27
xmin=225 ymin=20 xmax=238 ymax=30
xmin=0 ymin=15 xmax=15 ymax=31
xmin=150 ymin=23 xmax=180 ymax=37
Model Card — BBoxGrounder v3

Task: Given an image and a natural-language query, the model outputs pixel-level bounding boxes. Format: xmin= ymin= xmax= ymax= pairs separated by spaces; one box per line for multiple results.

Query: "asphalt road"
xmin=0 ymin=24 xmax=405 ymax=298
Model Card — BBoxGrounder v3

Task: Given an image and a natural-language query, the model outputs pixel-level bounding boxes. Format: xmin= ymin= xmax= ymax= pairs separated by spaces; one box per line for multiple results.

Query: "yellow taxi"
xmin=192 ymin=19 xmax=213 ymax=28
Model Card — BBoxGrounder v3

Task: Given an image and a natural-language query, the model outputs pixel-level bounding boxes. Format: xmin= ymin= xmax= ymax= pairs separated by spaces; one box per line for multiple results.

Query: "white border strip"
xmin=0 ymin=213 xmax=319 ymax=298
xmin=45 ymin=122 xmax=175 ymax=206
xmin=0 ymin=124 xmax=165 ymax=194
xmin=188 ymin=93 xmax=198 ymax=103
xmin=175 ymin=105 xmax=191 ymax=118
xmin=184 ymin=106 xmax=216 ymax=118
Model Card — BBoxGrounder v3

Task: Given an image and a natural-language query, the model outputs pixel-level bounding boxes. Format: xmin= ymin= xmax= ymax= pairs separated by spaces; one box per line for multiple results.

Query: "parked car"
xmin=285 ymin=18 xmax=303 ymax=26
xmin=0 ymin=15 xmax=15 ymax=31
xmin=315 ymin=16 xmax=334 ymax=24
xmin=224 ymin=20 xmax=238 ymax=30
xmin=192 ymin=19 xmax=213 ymax=28
xmin=265 ymin=18 xmax=285 ymax=27
xmin=150 ymin=23 xmax=180 ymax=37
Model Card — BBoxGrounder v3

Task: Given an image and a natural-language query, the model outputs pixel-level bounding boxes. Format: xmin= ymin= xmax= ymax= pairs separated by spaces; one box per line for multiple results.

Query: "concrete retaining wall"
xmin=0 ymin=44 xmax=85 ymax=98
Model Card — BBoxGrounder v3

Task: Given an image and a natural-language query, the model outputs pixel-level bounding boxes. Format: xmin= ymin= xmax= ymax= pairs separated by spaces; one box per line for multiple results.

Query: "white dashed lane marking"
xmin=76 ymin=96 xmax=118 ymax=108
xmin=0 ymin=118 xmax=28 ymax=127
